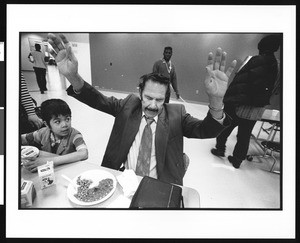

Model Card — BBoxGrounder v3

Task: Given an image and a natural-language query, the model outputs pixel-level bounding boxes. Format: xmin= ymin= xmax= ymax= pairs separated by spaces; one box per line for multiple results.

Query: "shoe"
xmin=211 ymin=148 xmax=225 ymax=157
xmin=228 ymin=155 xmax=242 ymax=169
xmin=41 ymin=91 xmax=44 ymax=94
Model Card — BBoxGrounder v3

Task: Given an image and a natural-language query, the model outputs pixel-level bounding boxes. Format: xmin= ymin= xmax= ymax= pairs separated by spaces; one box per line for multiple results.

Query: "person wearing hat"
xmin=210 ymin=34 xmax=282 ymax=169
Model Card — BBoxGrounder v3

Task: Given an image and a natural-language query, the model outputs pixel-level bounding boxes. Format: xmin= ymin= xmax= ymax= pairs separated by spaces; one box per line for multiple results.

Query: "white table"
xmin=21 ymin=160 xmax=200 ymax=208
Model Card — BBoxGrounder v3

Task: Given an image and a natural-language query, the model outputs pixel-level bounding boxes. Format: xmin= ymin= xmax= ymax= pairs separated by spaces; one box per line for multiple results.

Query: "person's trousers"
xmin=215 ymin=104 xmax=256 ymax=161
xmin=33 ymin=67 xmax=47 ymax=92
xmin=164 ymin=85 xmax=171 ymax=103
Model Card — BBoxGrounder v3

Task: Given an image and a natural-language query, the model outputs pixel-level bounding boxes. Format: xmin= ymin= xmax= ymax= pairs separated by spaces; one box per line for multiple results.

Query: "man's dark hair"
xmin=40 ymin=99 xmax=71 ymax=127
xmin=164 ymin=46 xmax=172 ymax=52
xmin=138 ymin=73 xmax=170 ymax=99
xmin=34 ymin=43 xmax=41 ymax=51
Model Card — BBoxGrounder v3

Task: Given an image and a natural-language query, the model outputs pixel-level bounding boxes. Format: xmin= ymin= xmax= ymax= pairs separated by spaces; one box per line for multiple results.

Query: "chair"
xmin=260 ymin=140 xmax=280 ymax=172
xmin=256 ymin=120 xmax=280 ymax=142
xmin=183 ymin=153 xmax=190 ymax=175
xmin=247 ymin=122 xmax=281 ymax=173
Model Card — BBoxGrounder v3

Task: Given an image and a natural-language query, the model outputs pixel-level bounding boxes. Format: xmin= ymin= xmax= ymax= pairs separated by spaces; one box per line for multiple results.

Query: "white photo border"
xmin=6 ymin=4 xmax=296 ymax=238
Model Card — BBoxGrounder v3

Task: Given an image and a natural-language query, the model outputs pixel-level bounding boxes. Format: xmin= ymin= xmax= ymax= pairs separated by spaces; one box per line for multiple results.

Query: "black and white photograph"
xmin=5 ymin=4 xmax=296 ymax=239
xmin=19 ymin=31 xmax=282 ymax=209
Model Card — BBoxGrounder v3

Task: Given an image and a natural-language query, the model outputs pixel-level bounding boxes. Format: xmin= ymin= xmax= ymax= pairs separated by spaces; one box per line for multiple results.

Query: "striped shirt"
xmin=21 ymin=72 xmax=36 ymax=117
xmin=23 ymin=127 xmax=87 ymax=155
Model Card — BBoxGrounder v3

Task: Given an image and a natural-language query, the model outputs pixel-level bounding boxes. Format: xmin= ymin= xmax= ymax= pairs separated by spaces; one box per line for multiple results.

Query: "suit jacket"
xmin=67 ymin=82 xmax=230 ymax=185
xmin=224 ymin=54 xmax=278 ymax=107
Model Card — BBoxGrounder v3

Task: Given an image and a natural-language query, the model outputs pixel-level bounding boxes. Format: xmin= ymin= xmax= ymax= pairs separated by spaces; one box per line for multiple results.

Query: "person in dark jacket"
xmin=210 ymin=34 xmax=282 ymax=169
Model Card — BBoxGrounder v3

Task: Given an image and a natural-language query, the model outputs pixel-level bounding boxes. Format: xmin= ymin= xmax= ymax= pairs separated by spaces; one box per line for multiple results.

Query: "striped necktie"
xmin=135 ymin=117 xmax=154 ymax=176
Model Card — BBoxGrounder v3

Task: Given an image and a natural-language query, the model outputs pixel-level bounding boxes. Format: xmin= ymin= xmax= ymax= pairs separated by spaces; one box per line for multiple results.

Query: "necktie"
xmin=135 ymin=117 xmax=154 ymax=176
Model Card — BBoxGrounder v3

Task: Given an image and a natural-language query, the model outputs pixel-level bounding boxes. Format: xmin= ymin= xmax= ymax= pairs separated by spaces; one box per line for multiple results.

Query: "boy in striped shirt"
xmin=21 ymin=99 xmax=88 ymax=172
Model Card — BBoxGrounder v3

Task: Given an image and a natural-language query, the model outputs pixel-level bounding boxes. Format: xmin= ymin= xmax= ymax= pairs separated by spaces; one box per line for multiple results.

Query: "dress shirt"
xmin=125 ymin=113 xmax=158 ymax=178
xmin=213 ymin=113 xmax=226 ymax=124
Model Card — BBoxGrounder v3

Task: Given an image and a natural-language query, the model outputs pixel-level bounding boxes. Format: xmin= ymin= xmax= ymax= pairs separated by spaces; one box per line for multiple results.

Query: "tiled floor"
xmin=28 ymin=85 xmax=281 ymax=209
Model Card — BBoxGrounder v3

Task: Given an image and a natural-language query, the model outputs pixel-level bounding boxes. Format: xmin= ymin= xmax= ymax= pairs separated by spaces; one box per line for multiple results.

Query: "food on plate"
xmin=74 ymin=176 xmax=114 ymax=202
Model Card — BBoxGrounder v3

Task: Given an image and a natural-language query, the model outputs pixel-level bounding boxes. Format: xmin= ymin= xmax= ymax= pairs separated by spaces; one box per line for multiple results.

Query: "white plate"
xmin=67 ymin=169 xmax=117 ymax=206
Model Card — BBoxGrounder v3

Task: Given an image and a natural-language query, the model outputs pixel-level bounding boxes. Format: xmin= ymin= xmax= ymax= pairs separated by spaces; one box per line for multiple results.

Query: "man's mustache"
xmin=146 ymin=107 xmax=158 ymax=112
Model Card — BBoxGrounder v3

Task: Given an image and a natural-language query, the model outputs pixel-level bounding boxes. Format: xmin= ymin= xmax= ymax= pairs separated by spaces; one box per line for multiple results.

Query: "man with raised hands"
xmin=47 ymin=33 xmax=236 ymax=185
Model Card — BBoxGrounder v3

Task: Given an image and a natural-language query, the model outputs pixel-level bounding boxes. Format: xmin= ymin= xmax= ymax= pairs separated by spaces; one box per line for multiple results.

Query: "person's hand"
xmin=23 ymin=156 xmax=47 ymax=173
xmin=27 ymin=114 xmax=43 ymax=129
xmin=28 ymin=56 xmax=34 ymax=63
xmin=47 ymin=33 xmax=83 ymax=90
xmin=175 ymin=92 xmax=180 ymax=100
xmin=47 ymin=33 xmax=78 ymax=77
xmin=204 ymin=47 xmax=237 ymax=100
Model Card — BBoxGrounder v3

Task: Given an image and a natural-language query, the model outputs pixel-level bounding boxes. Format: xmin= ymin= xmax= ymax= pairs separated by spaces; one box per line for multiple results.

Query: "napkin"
xmin=106 ymin=195 xmax=131 ymax=208
xmin=116 ymin=169 xmax=139 ymax=197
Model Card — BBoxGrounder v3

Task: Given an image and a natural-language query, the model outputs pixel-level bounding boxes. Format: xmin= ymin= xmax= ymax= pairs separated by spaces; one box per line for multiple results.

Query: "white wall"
xmin=20 ymin=33 xmax=92 ymax=91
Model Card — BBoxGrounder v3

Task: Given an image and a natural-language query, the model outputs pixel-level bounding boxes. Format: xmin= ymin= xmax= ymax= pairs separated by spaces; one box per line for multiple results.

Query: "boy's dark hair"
xmin=138 ymin=73 xmax=170 ymax=101
xmin=164 ymin=46 xmax=172 ymax=52
xmin=40 ymin=99 xmax=71 ymax=126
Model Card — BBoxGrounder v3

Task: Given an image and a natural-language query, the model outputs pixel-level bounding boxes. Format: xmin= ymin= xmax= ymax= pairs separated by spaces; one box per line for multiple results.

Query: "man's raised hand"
xmin=47 ymin=33 xmax=83 ymax=90
xmin=204 ymin=47 xmax=237 ymax=99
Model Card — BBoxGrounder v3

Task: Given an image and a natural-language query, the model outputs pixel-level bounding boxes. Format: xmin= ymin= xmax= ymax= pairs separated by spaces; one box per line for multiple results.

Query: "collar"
xmin=161 ymin=58 xmax=172 ymax=73
xmin=50 ymin=130 xmax=70 ymax=148
xmin=161 ymin=58 xmax=171 ymax=64
xmin=142 ymin=112 xmax=158 ymax=123
xmin=50 ymin=131 xmax=62 ymax=147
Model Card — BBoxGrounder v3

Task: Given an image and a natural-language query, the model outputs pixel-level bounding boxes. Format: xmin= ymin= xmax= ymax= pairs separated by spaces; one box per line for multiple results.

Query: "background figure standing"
xmin=153 ymin=46 xmax=180 ymax=103
xmin=210 ymin=34 xmax=282 ymax=169
xmin=28 ymin=43 xmax=48 ymax=94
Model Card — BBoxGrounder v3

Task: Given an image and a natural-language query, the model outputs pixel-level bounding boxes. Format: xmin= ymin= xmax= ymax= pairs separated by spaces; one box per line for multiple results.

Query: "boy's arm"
xmin=47 ymin=148 xmax=88 ymax=166
xmin=21 ymin=134 xmax=28 ymax=145
xmin=21 ymin=131 xmax=40 ymax=145
xmin=23 ymin=148 xmax=88 ymax=172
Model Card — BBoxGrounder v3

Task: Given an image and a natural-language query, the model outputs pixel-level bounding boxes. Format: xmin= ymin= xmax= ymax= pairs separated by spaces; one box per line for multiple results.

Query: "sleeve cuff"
xmin=212 ymin=113 xmax=226 ymax=124
xmin=73 ymin=87 xmax=82 ymax=94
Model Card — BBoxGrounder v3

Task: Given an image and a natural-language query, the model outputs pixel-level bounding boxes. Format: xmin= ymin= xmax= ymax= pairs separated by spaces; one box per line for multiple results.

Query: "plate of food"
xmin=67 ymin=170 xmax=117 ymax=206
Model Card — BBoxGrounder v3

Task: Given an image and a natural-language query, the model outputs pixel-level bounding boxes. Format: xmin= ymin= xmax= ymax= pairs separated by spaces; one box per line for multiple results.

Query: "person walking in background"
xmin=210 ymin=34 xmax=282 ymax=169
xmin=28 ymin=43 xmax=48 ymax=94
xmin=20 ymin=72 xmax=43 ymax=134
xmin=153 ymin=46 xmax=181 ymax=103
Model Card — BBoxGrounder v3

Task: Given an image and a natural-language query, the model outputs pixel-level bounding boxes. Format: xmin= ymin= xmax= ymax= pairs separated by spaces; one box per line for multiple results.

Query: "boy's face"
xmin=48 ymin=115 xmax=71 ymax=138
